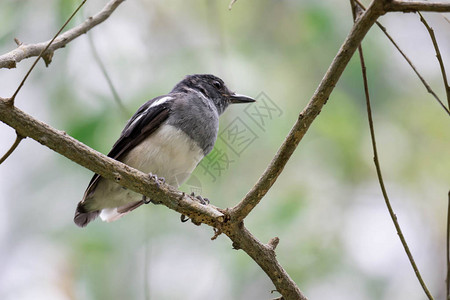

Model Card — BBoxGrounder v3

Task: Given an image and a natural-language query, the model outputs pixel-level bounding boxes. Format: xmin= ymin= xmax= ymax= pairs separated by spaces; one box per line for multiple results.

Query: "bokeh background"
xmin=0 ymin=0 xmax=449 ymax=299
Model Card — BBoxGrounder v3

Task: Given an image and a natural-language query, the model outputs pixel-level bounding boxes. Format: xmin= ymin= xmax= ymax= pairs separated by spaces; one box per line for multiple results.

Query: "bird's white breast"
xmin=122 ymin=124 xmax=204 ymax=186
xmin=92 ymin=124 xmax=204 ymax=212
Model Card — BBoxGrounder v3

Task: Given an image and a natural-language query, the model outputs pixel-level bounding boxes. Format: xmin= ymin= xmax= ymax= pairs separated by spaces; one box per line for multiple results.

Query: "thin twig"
xmin=230 ymin=0 xmax=386 ymax=221
xmin=418 ymin=12 xmax=450 ymax=109
xmin=443 ymin=15 xmax=450 ymax=24
xmin=447 ymin=190 xmax=450 ymax=300
xmin=228 ymin=0 xmax=237 ymax=10
xmin=351 ymin=3 xmax=435 ymax=298
xmin=353 ymin=0 xmax=450 ymax=115
xmin=86 ymin=31 xmax=129 ymax=118
xmin=9 ymin=0 xmax=88 ymax=105
xmin=0 ymin=0 xmax=126 ymax=69
xmin=385 ymin=1 xmax=450 ymax=13
xmin=0 ymin=132 xmax=25 ymax=165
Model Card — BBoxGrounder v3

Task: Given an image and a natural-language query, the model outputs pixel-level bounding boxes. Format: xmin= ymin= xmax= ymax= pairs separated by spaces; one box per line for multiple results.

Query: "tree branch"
xmin=230 ymin=0 xmax=386 ymax=222
xmin=228 ymin=0 xmax=238 ymax=10
xmin=350 ymin=2 xmax=434 ymax=298
xmin=385 ymin=0 xmax=450 ymax=13
xmin=360 ymin=51 xmax=436 ymax=299
xmin=0 ymin=98 xmax=225 ymax=226
xmin=9 ymin=0 xmax=87 ymax=105
xmin=3 ymin=0 xmax=444 ymax=298
xmin=226 ymin=224 xmax=306 ymax=300
xmin=418 ymin=12 xmax=450 ymax=109
xmin=0 ymin=0 xmax=125 ymax=69
xmin=353 ymin=0 xmax=450 ymax=115
xmin=0 ymin=131 xmax=25 ymax=165
xmin=0 ymin=96 xmax=309 ymax=299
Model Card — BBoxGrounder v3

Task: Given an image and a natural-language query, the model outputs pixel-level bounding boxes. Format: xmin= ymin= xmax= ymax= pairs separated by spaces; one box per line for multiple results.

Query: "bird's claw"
xmin=180 ymin=214 xmax=189 ymax=222
xmin=190 ymin=192 xmax=209 ymax=205
xmin=148 ymin=173 xmax=165 ymax=189
xmin=142 ymin=195 xmax=151 ymax=204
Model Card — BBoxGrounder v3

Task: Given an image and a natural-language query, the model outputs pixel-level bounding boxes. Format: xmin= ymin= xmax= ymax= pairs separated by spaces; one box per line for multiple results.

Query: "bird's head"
xmin=171 ymin=74 xmax=255 ymax=114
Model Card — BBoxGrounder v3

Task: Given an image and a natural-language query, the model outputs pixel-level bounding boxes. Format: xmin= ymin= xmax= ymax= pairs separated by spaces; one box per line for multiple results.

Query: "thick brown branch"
xmin=230 ymin=0 xmax=386 ymax=222
xmin=385 ymin=1 xmax=450 ymax=12
xmin=0 ymin=99 xmax=225 ymax=226
xmin=0 ymin=99 xmax=308 ymax=299
xmin=226 ymin=224 xmax=306 ymax=300
xmin=0 ymin=0 xmax=125 ymax=69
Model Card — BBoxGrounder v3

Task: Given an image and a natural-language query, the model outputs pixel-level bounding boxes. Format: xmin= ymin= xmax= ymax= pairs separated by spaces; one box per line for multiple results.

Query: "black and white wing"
xmin=74 ymin=95 xmax=174 ymax=227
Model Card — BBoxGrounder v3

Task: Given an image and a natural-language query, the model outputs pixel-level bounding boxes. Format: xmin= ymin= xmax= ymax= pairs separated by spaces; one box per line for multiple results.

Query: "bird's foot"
xmin=141 ymin=195 xmax=162 ymax=205
xmin=180 ymin=192 xmax=209 ymax=224
xmin=190 ymin=192 xmax=209 ymax=205
xmin=144 ymin=173 xmax=165 ymax=204
xmin=142 ymin=195 xmax=151 ymax=204
xmin=148 ymin=173 xmax=165 ymax=188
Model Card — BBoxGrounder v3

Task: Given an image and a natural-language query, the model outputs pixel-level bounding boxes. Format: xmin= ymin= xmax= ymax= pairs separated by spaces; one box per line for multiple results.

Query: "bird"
xmin=74 ymin=74 xmax=255 ymax=227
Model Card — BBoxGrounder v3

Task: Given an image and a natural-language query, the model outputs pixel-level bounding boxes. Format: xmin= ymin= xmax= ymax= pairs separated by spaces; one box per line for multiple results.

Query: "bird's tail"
xmin=98 ymin=200 xmax=145 ymax=223
xmin=74 ymin=203 xmax=100 ymax=227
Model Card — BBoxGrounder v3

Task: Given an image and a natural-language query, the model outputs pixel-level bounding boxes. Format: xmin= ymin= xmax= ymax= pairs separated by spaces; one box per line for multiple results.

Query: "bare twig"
xmin=418 ymin=12 xmax=450 ymax=109
xmin=363 ymin=77 xmax=436 ymax=300
xmin=226 ymin=224 xmax=306 ymax=300
xmin=353 ymin=0 xmax=450 ymax=115
xmin=0 ymin=0 xmax=125 ymax=70
xmin=9 ymin=0 xmax=88 ymax=105
xmin=0 ymin=132 xmax=25 ymax=165
xmin=230 ymin=0 xmax=387 ymax=222
xmin=86 ymin=31 xmax=129 ymax=117
xmin=228 ymin=0 xmax=238 ymax=10
xmin=444 ymin=15 xmax=450 ymax=24
xmin=350 ymin=2 xmax=435 ymax=299
xmin=385 ymin=1 xmax=450 ymax=12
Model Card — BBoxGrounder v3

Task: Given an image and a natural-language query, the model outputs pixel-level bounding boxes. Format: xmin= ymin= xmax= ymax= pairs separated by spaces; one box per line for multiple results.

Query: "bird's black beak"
xmin=229 ymin=93 xmax=256 ymax=104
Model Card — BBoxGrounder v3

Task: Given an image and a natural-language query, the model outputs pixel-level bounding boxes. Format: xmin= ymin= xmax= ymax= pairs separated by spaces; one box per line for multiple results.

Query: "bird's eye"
xmin=213 ymin=80 xmax=222 ymax=89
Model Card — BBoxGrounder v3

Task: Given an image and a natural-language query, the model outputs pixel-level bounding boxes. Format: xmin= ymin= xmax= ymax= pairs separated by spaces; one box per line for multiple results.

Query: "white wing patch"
xmin=149 ymin=96 xmax=172 ymax=109
xmin=127 ymin=96 xmax=172 ymax=129
xmin=128 ymin=114 xmax=143 ymax=129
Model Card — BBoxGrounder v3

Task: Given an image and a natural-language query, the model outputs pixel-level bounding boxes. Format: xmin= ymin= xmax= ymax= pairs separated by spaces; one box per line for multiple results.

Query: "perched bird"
xmin=74 ymin=74 xmax=255 ymax=227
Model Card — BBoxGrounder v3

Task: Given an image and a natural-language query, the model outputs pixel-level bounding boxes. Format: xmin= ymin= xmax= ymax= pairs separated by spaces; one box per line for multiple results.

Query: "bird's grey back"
xmin=167 ymin=91 xmax=219 ymax=156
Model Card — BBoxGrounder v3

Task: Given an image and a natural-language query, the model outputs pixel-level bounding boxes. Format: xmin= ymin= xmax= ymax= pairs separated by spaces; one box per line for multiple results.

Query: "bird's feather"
xmin=74 ymin=96 xmax=173 ymax=227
